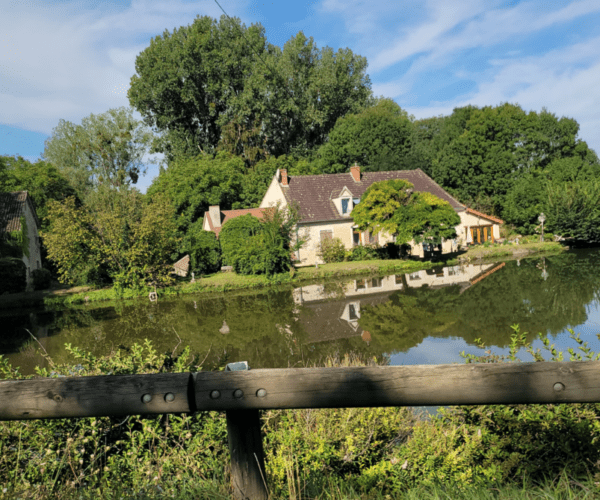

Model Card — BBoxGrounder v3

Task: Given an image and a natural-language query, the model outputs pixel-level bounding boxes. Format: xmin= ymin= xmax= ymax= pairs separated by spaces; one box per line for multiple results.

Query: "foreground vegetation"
xmin=1 ymin=327 xmax=599 ymax=499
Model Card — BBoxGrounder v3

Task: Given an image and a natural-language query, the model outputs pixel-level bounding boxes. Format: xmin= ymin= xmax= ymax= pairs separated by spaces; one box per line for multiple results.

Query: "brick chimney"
xmin=208 ymin=205 xmax=221 ymax=228
xmin=350 ymin=163 xmax=361 ymax=182
xmin=280 ymin=168 xmax=288 ymax=186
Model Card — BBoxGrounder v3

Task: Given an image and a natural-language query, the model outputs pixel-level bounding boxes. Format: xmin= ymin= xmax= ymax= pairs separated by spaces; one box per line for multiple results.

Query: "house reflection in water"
xmin=293 ymin=262 xmax=505 ymax=344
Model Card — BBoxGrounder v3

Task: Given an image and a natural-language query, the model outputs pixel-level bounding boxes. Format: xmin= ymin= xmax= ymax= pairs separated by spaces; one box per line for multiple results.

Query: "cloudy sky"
xmin=2 ymin=0 xmax=599 ymax=192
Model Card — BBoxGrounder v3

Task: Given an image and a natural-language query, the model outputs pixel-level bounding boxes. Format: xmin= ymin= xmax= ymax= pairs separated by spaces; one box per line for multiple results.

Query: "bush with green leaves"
xmin=181 ymin=222 xmax=221 ymax=275
xmin=318 ymin=237 xmax=346 ymax=263
xmin=0 ymin=257 xmax=26 ymax=293
xmin=219 ymin=214 xmax=263 ymax=267
xmin=31 ymin=268 xmax=52 ymax=290
xmin=0 ymin=342 xmax=229 ymax=499
xmin=346 ymin=244 xmax=380 ymax=262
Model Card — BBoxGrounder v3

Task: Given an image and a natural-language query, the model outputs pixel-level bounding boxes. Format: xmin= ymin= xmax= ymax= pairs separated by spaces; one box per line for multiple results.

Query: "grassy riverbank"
xmin=1 ymin=331 xmax=598 ymax=500
xmin=0 ymin=241 xmax=568 ymax=309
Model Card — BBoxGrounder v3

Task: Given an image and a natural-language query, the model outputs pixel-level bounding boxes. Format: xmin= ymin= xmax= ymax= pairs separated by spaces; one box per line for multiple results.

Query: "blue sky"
xmin=2 ymin=0 xmax=600 ymax=192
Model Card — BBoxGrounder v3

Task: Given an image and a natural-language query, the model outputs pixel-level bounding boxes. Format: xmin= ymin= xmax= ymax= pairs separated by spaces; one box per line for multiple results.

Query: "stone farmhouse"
xmin=259 ymin=165 xmax=503 ymax=266
xmin=0 ymin=191 xmax=42 ymax=289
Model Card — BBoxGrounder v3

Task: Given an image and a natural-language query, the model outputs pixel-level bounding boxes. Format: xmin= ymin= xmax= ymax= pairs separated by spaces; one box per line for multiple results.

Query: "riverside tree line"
xmin=1 ymin=14 xmax=599 ymax=292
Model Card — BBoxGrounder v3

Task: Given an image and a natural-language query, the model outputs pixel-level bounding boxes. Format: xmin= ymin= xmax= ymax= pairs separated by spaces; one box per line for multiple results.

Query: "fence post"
xmin=225 ymin=362 xmax=268 ymax=500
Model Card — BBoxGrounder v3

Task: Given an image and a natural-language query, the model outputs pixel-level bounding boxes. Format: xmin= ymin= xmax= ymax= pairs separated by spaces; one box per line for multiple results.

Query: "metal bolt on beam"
xmin=256 ymin=389 xmax=267 ymax=398
xmin=164 ymin=393 xmax=175 ymax=403
xmin=142 ymin=394 xmax=152 ymax=403
xmin=233 ymin=389 xmax=244 ymax=399
xmin=210 ymin=390 xmax=221 ymax=399
xmin=553 ymin=382 xmax=565 ymax=392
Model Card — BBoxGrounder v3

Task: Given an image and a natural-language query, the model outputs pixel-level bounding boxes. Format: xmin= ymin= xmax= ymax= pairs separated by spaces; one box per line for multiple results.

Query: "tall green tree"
xmin=146 ymin=152 xmax=246 ymax=233
xmin=129 ymin=15 xmax=269 ymax=162
xmin=430 ymin=103 xmax=599 ymax=217
xmin=129 ymin=16 xmax=372 ymax=163
xmin=43 ymin=107 xmax=154 ymax=203
xmin=314 ymin=99 xmax=415 ymax=174
xmin=351 ymin=180 xmax=460 ymax=246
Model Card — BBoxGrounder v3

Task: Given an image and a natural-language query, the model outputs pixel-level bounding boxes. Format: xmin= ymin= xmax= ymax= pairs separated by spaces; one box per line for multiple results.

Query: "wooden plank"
xmin=0 ymin=373 xmax=192 ymax=420
xmin=194 ymin=361 xmax=600 ymax=411
xmin=226 ymin=410 xmax=268 ymax=500
xmin=0 ymin=361 xmax=599 ymax=420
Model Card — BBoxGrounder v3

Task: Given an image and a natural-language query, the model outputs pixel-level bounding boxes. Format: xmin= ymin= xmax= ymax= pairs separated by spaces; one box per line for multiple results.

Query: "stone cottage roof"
xmin=280 ymin=168 xmax=465 ymax=224
xmin=0 ymin=191 xmax=39 ymax=233
xmin=204 ymin=207 xmax=272 ymax=238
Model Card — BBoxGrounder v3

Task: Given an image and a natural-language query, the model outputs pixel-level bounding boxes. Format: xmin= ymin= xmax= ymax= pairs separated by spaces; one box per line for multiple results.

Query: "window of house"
xmin=367 ymin=231 xmax=378 ymax=244
xmin=320 ymin=230 xmax=333 ymax=242
xmin=355 ymin=279 xmax=366 ymax=290
xmin=341 ymin=198 xmax=350 ymax=214
xmin=409 ymin=272 xmax=421 ymax=280
xmin=353 ymin=231 xmax=361 ymax=246
xmin=370 ymin=278 xmax=382 ymax=288
xmin=353 ymin=198 xmax=360 ymax=205
xmin=395 ymin=274 xmax=403 ymax=285
xmin=348 ymin=303 xmax=359 ymax=320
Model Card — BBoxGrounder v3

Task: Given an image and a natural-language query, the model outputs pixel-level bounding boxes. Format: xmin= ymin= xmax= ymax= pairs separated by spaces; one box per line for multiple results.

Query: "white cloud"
xmin=405 ymin=37 xmax=600 ymax=153
xmin=0 ymin=0 xmax=248 ymax=135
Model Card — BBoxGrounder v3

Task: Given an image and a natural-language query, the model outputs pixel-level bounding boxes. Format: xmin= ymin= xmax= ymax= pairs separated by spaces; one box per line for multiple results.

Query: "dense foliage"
xmin=42 ymin=190 xmax=178 ymax=291
xmin=1 ymin=331 xmax=600 ymax=498
xmin=352 ymin=180 xmax=461 ymax=246
xmin=315 ymin=99 xmax=416 ymax=173
xmin=43 ymin=107 xmax=154 ymax=204
xmin=0 ymin=257 xmax=26 ymax=294
xmin=219 ymin=206 xmax=300 ymax=276
xmin=180 ymin=223 xmax=221 ymax=275
xmin=129 ymin=16 xmax=372 ymax=163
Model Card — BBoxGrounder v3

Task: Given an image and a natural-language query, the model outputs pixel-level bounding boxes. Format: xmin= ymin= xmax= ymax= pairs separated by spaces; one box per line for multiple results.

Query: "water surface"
xmin=3 ymin=249 xmax=600 ymax=374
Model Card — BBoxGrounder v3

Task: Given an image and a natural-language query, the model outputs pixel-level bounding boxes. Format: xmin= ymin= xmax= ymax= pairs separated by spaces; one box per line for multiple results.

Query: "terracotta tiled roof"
xmin=465 ymin=207 xmax=504 ymax=224
xmin=0 ymin=191 xmax=38 ymax=233
xmin=204 ymin=207 xmax=272 ymax=238
xmin=282 ymin=169 xmax=465 ymax=224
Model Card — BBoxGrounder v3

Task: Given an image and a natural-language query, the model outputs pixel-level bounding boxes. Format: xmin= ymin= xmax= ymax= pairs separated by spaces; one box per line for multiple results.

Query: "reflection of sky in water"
xmin=391 ymin=301 xmax=600 ymax=366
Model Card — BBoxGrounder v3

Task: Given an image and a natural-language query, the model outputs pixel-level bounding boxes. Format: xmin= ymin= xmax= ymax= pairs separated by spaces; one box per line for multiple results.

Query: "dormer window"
xmin=341 ymin=198 xmax=350 ymax=214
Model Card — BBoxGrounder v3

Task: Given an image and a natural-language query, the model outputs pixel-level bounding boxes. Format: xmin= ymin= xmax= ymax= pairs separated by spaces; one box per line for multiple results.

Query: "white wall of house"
xmin=259 ymin=171 xmax=287 ymax=209
xmin=22 ymin=202 xmax=41 ymax=289
xmin=458 ymin=211 xmax=501 ymax=242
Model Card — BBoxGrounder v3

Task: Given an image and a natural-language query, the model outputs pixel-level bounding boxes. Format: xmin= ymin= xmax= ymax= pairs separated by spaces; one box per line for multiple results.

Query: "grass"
xmin=459 ymin=241 xmax=566 ymax=262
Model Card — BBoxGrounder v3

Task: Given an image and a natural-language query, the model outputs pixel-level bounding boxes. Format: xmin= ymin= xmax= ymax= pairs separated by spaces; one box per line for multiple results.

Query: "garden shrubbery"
xmin=181 ymin=221 xmax=221 ymax=275
xmin=1 ymin=328 xmax=599 ymax=499
xmin=31 ymin=268 xmax=52 ymax=290
xmin=0 ymin=257 xmax=26 ymax=294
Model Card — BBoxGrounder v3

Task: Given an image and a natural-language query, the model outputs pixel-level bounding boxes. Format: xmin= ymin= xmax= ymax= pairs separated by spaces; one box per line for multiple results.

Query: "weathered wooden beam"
xmin=226 ymin=409 xmax=268 ymax=500
xmin=1 ymin=361 xmax=599 ymax=420
xmin=0 ymin=373 xmax=193 ymax=420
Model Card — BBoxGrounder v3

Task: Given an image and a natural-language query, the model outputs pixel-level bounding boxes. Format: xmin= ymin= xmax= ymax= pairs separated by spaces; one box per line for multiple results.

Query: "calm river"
xmin=2 ymin=249 xmax=600 ymax=375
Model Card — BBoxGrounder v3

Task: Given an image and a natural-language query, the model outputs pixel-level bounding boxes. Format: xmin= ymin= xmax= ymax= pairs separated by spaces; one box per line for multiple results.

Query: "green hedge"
xmin=0 ymin=257 xmax=26 ymax=293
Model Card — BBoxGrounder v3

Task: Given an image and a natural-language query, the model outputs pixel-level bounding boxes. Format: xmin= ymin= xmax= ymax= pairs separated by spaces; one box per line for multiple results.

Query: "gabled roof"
xmin=281 ymin=169 xmax=465 ymax=224
xmin=204 ymin=207 xmax=271 ymax=238
xmin=0 ymin=191 xmax=39 ymax=232
xmin=465 ymin=207 xmax=504 ymax=224
xmin=173 ymin=254 xmax=190 ymax=274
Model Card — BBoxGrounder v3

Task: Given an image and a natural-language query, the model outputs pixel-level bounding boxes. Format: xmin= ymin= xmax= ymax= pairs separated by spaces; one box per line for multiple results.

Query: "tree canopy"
xmin=43 ymin=107 xmax=154 ymax=203
xmin=129 ymin=16 xmax=372 ymax=163
xmin=315 ymin=99 xmax=415 ymax=174
xmin=352 ymin=180 xmax=461 ymax=246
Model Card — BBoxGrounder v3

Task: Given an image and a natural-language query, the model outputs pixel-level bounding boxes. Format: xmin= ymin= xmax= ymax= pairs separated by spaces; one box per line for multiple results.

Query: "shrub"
xmin=346 ymin=244 xmax=380 ymax=262
xmin=181 ymin=223 xmax=221 ymax=275
xmin=31 ymin=268 xmax=52 ymax=290
xmin=219 ymin=214 xmax=263 ymax=266
xmin=318 ymin=237 xmax=346 ymax=263
xmin=0 ymin=257 xmax=26 ymax=293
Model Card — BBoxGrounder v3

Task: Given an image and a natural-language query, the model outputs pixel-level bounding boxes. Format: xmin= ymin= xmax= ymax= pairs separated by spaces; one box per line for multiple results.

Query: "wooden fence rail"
xmin=1 ymin=360 xmax=600 ymax=499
